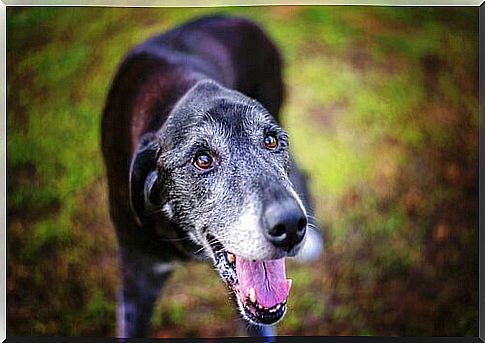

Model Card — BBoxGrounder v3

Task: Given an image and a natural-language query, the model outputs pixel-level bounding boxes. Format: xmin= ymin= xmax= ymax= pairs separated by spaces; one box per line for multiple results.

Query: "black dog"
xmin=101 ymin=15 xmax=323 ymax=338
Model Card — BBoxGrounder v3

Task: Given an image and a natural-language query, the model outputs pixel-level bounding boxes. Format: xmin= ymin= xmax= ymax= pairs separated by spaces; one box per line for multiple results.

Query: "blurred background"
xmin=7 ymin=6 xmax=478 ymax=337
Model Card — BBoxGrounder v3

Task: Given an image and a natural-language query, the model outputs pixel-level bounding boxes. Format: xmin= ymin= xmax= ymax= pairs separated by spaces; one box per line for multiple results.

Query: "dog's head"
xmin=130 ymin=79 xmax=308 ymax=326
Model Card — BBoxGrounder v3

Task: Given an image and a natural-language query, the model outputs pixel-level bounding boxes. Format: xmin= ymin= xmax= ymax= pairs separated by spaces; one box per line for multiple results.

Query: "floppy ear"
xmin=129 ymin=133 xmax=163 ymax=225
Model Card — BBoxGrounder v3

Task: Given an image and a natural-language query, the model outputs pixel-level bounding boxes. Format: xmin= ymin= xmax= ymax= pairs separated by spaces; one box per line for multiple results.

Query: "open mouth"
xmin=207 ymin=234 xmax=292 ymax=326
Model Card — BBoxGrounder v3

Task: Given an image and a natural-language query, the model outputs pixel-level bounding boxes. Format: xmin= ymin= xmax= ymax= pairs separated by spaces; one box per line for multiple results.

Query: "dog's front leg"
xmin=117 ymin=247 xmax=173 ymax=338
xmin=245 ymin=324 xmax=276 ymax=339
xmin=232 ymin=295 xmax=276 ymax=338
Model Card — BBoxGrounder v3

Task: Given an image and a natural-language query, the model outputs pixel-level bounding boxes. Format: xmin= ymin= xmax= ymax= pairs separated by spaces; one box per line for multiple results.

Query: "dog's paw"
xmin=294 ymin=225 xmax=323 ymax=263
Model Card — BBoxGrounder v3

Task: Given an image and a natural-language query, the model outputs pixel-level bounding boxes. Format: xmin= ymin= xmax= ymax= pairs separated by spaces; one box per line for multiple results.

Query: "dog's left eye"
xmin=193 ymin=152 xmax=213 ymax=170
xmin=264 ymin=134 xmax=278 ymax=150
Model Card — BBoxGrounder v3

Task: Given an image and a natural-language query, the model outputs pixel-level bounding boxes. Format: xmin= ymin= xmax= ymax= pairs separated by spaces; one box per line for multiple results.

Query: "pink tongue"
xmin=235 ymin=256 xmax=292 ymax=308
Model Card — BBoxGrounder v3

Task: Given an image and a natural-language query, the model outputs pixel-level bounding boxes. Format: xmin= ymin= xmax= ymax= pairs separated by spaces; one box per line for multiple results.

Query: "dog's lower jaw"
xmin=207 ymin=235 xmax=289 ymax=326
xmin=235 ymin=294 xmax=287 ymax=327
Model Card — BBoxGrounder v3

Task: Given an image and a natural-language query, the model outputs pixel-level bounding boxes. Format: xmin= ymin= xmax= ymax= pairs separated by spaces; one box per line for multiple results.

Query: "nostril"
xmin=269 ymin=224 xmax=287 ymax=237
xmin=297 ymin=217 xmax=307 ymax=232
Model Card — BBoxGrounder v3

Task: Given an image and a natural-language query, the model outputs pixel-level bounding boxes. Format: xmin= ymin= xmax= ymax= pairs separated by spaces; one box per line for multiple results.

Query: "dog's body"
xmin=101 ymin=15 xmax=323 ymax=338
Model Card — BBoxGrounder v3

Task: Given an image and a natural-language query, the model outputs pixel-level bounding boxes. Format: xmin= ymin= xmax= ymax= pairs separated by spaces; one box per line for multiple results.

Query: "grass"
xmin=7 ymin=6 xmax=478 ymax=337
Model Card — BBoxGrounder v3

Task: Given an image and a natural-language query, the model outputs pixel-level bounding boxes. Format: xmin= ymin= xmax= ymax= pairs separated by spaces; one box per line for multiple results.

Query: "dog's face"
xmin=130 ymin=80 xmax=308 ymax=326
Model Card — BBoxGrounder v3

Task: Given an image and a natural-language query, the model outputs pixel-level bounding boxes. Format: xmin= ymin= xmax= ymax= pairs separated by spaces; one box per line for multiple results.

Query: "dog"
xmin=101 ymin=14 xmax=323 ymax=338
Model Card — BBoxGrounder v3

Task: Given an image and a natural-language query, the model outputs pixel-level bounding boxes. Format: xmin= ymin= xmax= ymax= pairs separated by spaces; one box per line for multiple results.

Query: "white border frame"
xmin=1 ymin=1 xmax=6 ymax=342
xmin=1 ymin=0 xmax=484 ymax=6
xmin=0 ymin=2 xmax=481 ymax=343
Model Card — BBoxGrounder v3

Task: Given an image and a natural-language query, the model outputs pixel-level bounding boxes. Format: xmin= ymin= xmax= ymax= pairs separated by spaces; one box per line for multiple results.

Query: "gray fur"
xmin=153 ymin=80 xmax=306 ymax=261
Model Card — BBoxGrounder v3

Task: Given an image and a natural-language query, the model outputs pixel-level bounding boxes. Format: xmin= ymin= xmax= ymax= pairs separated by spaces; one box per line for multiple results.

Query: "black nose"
xmin=263 ymin=201 xmax=307 ymax=253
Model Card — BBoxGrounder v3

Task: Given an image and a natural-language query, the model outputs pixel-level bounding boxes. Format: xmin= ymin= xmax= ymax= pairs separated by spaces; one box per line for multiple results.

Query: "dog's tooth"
xmin=275 ymin=304 xmax=281 ymax=311
xmin=227 ymin=253 xmax=235 ymax=263
xmin=249 ymin=288 xmax=256 ymax=303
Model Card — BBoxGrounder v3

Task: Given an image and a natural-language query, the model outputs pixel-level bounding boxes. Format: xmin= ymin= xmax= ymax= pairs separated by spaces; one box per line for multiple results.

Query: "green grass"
xmin=7 ymin=6 xmax=478 ymax=337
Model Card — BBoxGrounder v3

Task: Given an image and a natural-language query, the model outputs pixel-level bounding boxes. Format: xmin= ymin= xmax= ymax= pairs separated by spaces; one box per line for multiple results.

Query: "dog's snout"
xmin=263 ymin=201 xmax=307 ymax=253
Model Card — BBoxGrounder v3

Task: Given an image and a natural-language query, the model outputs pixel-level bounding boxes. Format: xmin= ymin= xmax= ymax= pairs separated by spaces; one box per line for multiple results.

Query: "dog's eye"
xmin=193 ymin=152 xmax=213 ymax=170
xmin=264 ymin=134 xmax=278 ymax=150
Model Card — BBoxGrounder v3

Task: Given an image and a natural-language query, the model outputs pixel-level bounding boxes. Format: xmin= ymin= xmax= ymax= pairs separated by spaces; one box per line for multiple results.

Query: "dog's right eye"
xmin=193 ymin=152 xmax=213 ymax=170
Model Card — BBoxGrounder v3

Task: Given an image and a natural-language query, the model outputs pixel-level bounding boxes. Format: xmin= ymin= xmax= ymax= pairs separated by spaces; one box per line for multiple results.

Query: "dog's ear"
xmin=129 ymin=133 xmax=163 ymax=225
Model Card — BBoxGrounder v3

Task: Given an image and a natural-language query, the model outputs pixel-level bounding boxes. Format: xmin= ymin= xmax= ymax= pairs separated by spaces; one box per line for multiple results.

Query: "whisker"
xmin=145 ymin=208 xmax=164 ymax=216
xmin=307 ymin=214 xmax=318 ymax=220
xmin=307 ymin=223 xmax=320 ymax=231
xmin=193 ymin=246 xmax=207 ymax=255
